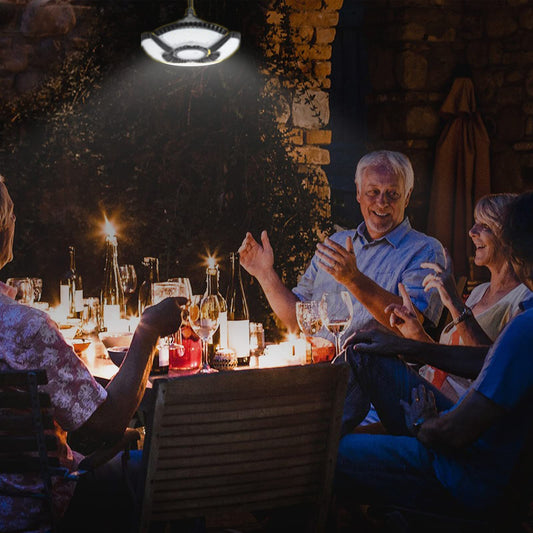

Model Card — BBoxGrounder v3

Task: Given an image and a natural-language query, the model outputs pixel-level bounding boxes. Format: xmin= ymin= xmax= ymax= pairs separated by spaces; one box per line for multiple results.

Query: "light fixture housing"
xmin=141 ymin=1 xmax=241 ymax=67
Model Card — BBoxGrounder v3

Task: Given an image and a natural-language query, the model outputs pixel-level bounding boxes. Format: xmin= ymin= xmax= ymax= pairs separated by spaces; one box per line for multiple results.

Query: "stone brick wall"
xmin=262 ymin=0 xmax=344 ymax=220
xmin=0 ymin=0 xmax=93 ymax=99
xmin=363 ymin=0 xmax=533 ymax=226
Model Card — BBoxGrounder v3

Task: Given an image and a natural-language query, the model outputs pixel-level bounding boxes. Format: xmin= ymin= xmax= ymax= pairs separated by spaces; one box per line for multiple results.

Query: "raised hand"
xmin=237 ymin=230 xmax=274 ymax=279
xmin=316 ymin=236 xmax=359 ymax=286
xmin=385 ymin=283 xmax=431 ymax=342
xmin=421 ymin=248 xmax=463 ymax=314
xmin=345 ymin=327 xmax=410 ymax=357
xmin=400 ymin=384 xmax=438 ymax=436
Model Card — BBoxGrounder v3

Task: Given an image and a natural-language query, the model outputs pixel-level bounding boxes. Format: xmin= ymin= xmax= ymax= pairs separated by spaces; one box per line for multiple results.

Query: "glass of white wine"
xmin=189 ymin=294 xmax=220 ymax=373
xmin=319 ymin=291 xmax=353 ymax=356
xmin=296 ymin=300 xmax=323 ymax=336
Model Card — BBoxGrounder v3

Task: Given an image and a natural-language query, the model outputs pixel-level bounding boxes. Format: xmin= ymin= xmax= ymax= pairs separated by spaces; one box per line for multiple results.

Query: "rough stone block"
xmin=466 ymin=41 xmax=488 ymax=68
xmin=369 ymin=48 xmax=395 ymax=91
xmin=285 ymin=0 xmax=322 ymax=9
xmin=323 ymin=0 xmax=344 ymax=10
xmin=21 ymin=2 xmax=76 ymax=37
xmin=292 ymin=89 xmax=330 ymax=129
xmin=315 ymin=27 xmax=336 ymax=44
xmin=497 ymin=86 xmax=524 ymax=107
xmin=496 ymin=106 xmax=524 ymax=141
xmin=292 ymin=145 xmax=331 ymax=165
xmin=305 ymin=130 xmax=332 ymax=145
xmin=14 ymin=70 xmax=44 ymax=94
xmin=406 ymin=105 xmax=440 ymax=137
xmin=314 ymin=61 xmax=331 ymax=79
xmin=526 ymin=68 xmax=533 ymax=98
xmin=266 ymin=10 xmax=283 ymax=25
xmin=289 ymin=11 xmax=339 ymax=28
xmin=295 ymin=44 xmax=332 ymax=61
xmin=400 ymin=22 xmax=426 ymax=41
xmin=288 ymin=128 xmax=304 ymax=145
xmin=486 ymin=10 xmax=518 ymax=38
xmin=0 ymin=45 xmax=28 ymax=73
xmin=520 ymin=7 xmax=533 ymax=29
xmin=396 ymin=50 xmax=428 ymax=90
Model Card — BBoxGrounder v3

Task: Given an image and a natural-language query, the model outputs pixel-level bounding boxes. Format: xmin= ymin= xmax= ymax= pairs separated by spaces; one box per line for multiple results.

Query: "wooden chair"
xmin=0 ymin=368 xmax=141 ymax=533
xmin=0 ymin=368 xmax=62 ymax=531
xmin=136 ymin=363 xmax=350 ymax=533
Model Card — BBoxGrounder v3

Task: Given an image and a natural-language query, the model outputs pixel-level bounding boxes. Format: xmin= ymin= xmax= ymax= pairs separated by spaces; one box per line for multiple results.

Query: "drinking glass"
xmin=6 ymin=277 xmax=34 ymax=305
xmin=167 ymin=278 xmax=193 ymax=306
xmin=119 ymin=265 xmax=137 ymax=304
xmin=319 ymin=291 xmax=353 ymax=356
xmin=31 ymin=278 xmax=43 ymax=303
xmin=296 ymin=301 xmax=323 ymax=336
xmin=188 ymin=294 xmax=220 ymax=373
xmin=81 ymin=297 xmax=101 ymax=335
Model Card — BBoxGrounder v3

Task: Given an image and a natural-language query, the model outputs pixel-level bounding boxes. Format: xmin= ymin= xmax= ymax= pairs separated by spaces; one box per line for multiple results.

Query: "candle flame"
xmin=103 ymin=216 xmax=117 ymax=240
xmin=200 ymin=250 xmax=220 ymax=270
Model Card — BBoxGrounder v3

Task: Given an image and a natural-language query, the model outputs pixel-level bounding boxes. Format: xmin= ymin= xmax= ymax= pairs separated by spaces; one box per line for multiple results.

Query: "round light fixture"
xmin=141 ymin=0 xmax=241 ymax=67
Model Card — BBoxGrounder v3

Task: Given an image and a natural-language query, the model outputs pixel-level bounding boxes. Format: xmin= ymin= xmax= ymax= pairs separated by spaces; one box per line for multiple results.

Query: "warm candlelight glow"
xmin=102 ymin=216 xmax=118 ymax=244
xmin=200 ymin=250 xmax=221 ymax=271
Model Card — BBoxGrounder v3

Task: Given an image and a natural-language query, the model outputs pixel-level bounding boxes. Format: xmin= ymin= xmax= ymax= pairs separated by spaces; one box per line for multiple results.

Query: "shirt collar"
xmin=355 ymin=217 xmax=412 ymax=248
xmin=520 ymin=296 xmax=533 ymax=312
xmin=0 ymin=281 xmax=17 ymax=299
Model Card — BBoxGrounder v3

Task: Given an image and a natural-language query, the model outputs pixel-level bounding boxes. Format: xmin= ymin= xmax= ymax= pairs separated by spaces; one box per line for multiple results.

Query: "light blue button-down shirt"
xmin=293 ymin=217 xmax=445 ymax=345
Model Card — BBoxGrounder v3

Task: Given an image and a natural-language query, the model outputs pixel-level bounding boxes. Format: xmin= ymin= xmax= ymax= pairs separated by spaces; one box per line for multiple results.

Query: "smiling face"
xmin=356 ymin=167 xmax=410 ymax=240
xmin=469 ymin=218 xmax=502 ymax=269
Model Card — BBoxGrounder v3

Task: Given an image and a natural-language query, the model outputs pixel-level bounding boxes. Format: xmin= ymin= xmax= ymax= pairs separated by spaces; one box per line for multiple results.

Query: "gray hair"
xmin=355 ymin=150 xmax=414 ymax=195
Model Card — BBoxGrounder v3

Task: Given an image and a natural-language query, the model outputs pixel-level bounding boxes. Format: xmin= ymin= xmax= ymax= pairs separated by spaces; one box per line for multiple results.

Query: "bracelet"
xmin=453 ymin=306 xmax=473 ymax=327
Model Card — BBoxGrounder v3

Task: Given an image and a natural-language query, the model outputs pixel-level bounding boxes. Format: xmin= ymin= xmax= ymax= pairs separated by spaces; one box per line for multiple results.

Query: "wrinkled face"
xmin=356 ymin=168 xmax=410 ymax=240
xmin=469 ymin=218 xmax=500 ymax=268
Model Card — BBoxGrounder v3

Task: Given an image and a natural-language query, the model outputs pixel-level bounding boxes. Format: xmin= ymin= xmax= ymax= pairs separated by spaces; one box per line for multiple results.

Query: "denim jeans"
xmin=332 ymin=347 xmax=473 ymax=514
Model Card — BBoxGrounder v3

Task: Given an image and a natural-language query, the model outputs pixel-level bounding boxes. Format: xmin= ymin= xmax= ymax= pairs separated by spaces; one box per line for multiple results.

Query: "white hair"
xmin=355 ymin=150 xmax=414 ymax=195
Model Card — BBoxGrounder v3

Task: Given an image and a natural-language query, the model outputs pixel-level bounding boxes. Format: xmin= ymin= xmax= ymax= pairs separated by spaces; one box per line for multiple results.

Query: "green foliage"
xmin=0 ymin=1 xmax=331 ymax=339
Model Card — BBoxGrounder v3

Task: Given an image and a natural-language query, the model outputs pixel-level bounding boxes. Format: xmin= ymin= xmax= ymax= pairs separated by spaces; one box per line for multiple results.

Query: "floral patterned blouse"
xmin=0 ymin=283 xmax=107 ymax=533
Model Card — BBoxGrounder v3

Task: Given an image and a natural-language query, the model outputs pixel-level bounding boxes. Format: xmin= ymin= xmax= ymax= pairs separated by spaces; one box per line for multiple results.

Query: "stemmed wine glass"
xmin=188 ymin=294 xmax=220 ymax=373
xmin=119 ymin=265 xmax=138 ymax=306
xmin=296 ymin=300 xmax=323 ymax=362
xmin=319 ymin=291 xmax=353 ymax=356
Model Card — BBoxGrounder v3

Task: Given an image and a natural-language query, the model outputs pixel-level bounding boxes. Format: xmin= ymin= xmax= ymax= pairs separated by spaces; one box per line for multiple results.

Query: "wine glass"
xmin=188 ymin=294 xmax=220 ymax=373
xmin=319 ymin=291 xmax=353 ymax=356
xmin=296 ymin=300 xmax=323 ymax=363
xmin=6 ymin=277 xmax=34 ymax=305
xmin=167 ymin=278 xmax=193 ymax=306
xmin=31 ymin=278 xmax=43 ymax=303
xmin=119 ymin=264 xmax=137 ymax=304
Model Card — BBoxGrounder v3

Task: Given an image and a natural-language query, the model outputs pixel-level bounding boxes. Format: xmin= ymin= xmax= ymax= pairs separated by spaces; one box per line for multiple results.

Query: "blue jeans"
xmin=332 ymin=347 xmax=472 ymax=514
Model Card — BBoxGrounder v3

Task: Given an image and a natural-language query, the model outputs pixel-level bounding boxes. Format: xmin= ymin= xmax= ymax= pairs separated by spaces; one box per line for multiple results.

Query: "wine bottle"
xmin=60 ymin=246 xmax=77 ymax=319
xmin=204 ymin=261 xmax=227 ymax=361
xmin=138 ymin=257 xmax=159 ymax=316
xmin=101 ymin=233 xmax=125 ymax=331
xmin=226 ymin=252 xmax=250 ymax=366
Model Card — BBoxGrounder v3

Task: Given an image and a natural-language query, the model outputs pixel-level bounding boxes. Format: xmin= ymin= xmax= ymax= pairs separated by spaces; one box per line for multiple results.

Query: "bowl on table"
xmin=99 ymin=332 xmax=133 ymax=349
xmin=107 ymin=346 xmax=129 ymax=367
xmin=71 ymin=338 xmax=91 ymax=356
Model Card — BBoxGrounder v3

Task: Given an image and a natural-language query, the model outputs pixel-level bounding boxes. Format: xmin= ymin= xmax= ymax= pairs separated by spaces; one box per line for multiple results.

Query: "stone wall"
xmin=363 ymin=0 xmax=533 ymax=226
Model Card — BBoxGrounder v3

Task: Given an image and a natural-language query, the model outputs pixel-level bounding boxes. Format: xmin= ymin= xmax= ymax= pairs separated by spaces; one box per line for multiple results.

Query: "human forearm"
xmin=401 ymin=339 xmax=489 ymax=378
xmin=345 ymin=271 xmax=423 ymax=330
xmin=77 ymin=321 xmax=159 ymax=441
xmin=256 ymin=268 xmax=299 ymax=332
xmin=449 ymin=306 xmax=494 ymax=346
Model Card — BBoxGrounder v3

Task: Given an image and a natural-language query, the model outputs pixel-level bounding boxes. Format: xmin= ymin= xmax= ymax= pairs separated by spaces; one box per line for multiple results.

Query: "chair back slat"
xmin=0 ymin=369 xmax=59 ymax=531
xmin=139 ymin=363 xmax=349 ymax=533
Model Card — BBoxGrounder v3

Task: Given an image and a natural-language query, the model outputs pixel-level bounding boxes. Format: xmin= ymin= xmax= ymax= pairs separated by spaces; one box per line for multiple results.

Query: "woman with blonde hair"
xmin=387 ymin=193 xmax=532 ymax=400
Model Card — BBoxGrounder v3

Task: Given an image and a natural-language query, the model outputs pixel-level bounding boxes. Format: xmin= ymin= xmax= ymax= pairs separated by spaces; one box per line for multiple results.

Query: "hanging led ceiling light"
xmin=141 ymin=0 xmax=241 ymax=67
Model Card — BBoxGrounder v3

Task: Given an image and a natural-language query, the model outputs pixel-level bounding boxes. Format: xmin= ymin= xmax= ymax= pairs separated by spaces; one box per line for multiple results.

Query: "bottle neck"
xmin=206 ymin=266 xmax=218 ymax=296
xmin=147 ymin=259 xmax=159 ymax=283
xmin=69 ymin=246 xmax=76 ymax=273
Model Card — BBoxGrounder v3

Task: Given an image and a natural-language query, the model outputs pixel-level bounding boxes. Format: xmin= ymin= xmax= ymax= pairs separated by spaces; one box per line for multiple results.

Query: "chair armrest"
xmin=77 ymin=428 xmax=140 ymax=472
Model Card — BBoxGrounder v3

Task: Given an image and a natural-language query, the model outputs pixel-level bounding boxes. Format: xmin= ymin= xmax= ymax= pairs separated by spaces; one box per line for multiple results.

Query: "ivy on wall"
xmin=0 ymin=1 xmax=331 ymax=339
